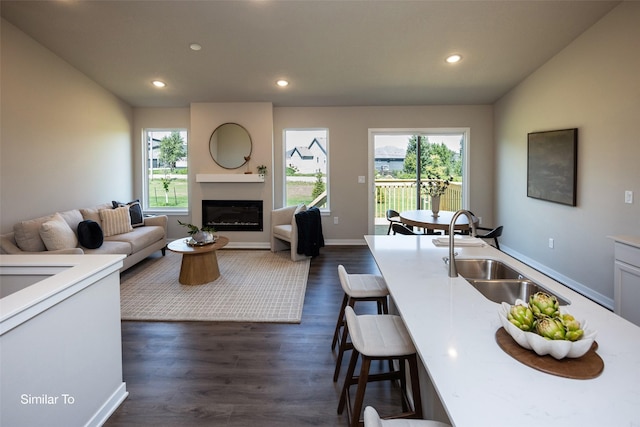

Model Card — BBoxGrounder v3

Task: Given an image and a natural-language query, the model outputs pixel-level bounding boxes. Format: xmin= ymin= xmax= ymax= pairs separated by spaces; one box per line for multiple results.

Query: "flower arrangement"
xmin=420 ymin=172 xmax=453 ymax=198
xmin=257 ymin=164 xmax=267 ymax=175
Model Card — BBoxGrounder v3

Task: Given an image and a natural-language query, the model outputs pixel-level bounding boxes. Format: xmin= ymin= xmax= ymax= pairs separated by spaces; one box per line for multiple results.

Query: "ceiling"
xmin=1 ymin=0 xmax=620 ymax=108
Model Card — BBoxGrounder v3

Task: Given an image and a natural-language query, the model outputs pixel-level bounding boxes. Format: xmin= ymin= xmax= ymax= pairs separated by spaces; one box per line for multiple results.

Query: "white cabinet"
xmin=612 ymin=236 xmax=640 ymax=327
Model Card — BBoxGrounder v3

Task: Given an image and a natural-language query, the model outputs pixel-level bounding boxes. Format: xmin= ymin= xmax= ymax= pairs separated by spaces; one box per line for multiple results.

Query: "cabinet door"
xmin=615 ymin=260 xmax=640 ymax=327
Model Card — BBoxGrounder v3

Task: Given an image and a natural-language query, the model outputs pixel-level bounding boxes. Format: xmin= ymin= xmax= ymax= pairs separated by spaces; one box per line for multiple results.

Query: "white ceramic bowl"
xmin=499 ymin=301 xmax=597 ymax=360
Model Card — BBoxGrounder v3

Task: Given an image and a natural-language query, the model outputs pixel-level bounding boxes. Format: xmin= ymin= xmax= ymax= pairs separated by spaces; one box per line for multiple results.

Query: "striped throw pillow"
xmin=99 ymin=206 xmax=133 ymax=237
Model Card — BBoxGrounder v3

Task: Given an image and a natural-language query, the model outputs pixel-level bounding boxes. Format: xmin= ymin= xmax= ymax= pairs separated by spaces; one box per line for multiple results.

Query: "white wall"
xmin=494 ymin=2 xmax=640 ymax=307
xmin=274 ymin=105 xmax=494 ymax=242
xmin=0 ymin=20 xmax=133 ymax=233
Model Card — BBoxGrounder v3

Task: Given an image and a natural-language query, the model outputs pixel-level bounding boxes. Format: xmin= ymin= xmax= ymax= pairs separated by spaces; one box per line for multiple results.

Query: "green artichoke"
xmin=535 ymin=316 xmax=566 ymax=340
xmin=508 ymin=304 xmax=535 ymax=331
xmin=529 ymin=292 xmax=559 ymax=318
xmin=560 ymin=313 xmax=584 ymax=341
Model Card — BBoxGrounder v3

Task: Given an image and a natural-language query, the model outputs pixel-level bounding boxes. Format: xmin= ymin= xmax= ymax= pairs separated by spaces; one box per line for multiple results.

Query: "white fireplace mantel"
xmin=196 ymin=174 xmax=265 ymax=183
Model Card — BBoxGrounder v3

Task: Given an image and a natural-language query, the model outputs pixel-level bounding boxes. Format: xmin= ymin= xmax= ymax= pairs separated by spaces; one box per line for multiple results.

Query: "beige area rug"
xmin=120 ymin=250 xmax=310 ymax=323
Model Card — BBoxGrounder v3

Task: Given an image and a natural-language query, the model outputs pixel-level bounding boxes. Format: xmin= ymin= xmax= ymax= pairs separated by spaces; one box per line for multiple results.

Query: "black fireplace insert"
xmin=202 ymin=200 xmax=263 ymax=232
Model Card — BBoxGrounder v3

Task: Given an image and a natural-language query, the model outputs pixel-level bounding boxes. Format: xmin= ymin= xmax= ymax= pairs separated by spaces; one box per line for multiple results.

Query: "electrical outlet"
xmin=625 ymin=190 xmax=633 ymax=204
xmin=548 ymin=238 xmax=554 ymax=249
xmin=333 ymin=216 xmax=339 ymax=225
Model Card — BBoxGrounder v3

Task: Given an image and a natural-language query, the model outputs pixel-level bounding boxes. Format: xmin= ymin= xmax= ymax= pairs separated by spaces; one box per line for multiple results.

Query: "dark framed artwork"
xmin=527 ymin=128 xmax=578 ymax=206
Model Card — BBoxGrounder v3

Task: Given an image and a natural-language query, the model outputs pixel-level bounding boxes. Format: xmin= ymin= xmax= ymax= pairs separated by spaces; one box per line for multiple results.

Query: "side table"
xmin=167 ymin=236 xmax=229 ymax=285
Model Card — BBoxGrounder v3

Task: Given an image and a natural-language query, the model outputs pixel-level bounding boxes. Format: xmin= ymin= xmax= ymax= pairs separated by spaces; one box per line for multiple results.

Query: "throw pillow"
xmin=99 ymin=206 xmax=133 ymax=237
xmin=13 ymin=214 xmax=54 ymax=252
xmin=39 ymin=213 xmax=78 ymax=251
xmin=77 ymin=220 xmax=104 ymax=249
xmin=112 ymin=199 xmax=144 ymax=227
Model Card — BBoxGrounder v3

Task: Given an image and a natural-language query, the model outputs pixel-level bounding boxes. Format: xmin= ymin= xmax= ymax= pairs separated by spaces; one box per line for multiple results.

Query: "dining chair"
xmin=476 ymin=225 xmax=503 ymax=250
xmin=392 ymin=223 xmax=417 ymax=235
xmin=385 ymin=210 xmax=401 ymax=235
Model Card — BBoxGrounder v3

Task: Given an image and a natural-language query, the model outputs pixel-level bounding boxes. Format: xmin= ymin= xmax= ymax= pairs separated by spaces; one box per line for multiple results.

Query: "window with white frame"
xmin=143 ymin=129 xmax=188 ymax=212
xmin=284 ymin=129 xmax=329 ymax=209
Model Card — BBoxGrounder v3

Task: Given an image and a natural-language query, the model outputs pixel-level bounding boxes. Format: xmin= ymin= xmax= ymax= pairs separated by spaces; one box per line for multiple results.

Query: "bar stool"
xmin=338 ymin=306 xmax=422 ymax=427
xmin=333 ymin=265 xmax=389 ymax=382
xmin=363 ymin=406 xmax=451 ymax=427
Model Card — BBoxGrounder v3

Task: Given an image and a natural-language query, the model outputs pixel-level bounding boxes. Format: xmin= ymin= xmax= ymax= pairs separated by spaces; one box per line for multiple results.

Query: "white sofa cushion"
xmin=39 ymin=213 xmax=78 ymax=251
xmin=99 ymin=206 xmax=133 ymax=237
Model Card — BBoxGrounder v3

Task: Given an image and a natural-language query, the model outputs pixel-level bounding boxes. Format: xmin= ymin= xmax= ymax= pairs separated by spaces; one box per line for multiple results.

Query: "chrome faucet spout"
xmin=448 ymin=209 xmax=477 ymax=277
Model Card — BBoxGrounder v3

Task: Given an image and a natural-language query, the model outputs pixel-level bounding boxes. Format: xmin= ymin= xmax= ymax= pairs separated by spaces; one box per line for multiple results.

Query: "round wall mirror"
xmin=209 ymin=123 xmax=252 ymax=169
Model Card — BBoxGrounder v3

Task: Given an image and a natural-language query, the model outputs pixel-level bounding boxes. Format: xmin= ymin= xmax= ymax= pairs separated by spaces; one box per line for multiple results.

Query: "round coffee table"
xmin=167 ymin=236 xmax=229 ymax=285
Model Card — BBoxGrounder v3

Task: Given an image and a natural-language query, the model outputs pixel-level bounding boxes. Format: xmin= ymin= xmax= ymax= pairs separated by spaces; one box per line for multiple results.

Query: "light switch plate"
xmin=358 ymin=176 xmax=365 ymax=184
xmin=625 ymin=190 xmax=633 ymax=204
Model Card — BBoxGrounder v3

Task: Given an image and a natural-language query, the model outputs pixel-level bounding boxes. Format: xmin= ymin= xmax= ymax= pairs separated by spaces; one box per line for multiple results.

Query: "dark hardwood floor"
xmin=105 ymin=246 xmax=404 ymax=427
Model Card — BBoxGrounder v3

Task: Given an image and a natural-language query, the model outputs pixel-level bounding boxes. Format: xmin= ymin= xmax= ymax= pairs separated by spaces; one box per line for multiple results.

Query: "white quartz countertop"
xmin=365 ymin=235 xmax=640 ymax=427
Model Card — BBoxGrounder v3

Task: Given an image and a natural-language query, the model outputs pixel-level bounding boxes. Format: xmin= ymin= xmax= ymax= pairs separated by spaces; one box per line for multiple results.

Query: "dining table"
xmin=399 ymin=209 xmax=479 ymax=234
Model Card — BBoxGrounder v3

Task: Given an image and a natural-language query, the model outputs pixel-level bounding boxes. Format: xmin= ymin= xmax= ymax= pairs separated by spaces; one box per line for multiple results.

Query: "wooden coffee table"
xmin=167 ymin=236 xmax=229 ymax=285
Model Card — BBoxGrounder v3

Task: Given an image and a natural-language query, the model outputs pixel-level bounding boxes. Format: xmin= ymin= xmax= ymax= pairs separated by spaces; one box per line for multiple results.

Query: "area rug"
xmin=120 ymin=250 xmax=310 ymax=323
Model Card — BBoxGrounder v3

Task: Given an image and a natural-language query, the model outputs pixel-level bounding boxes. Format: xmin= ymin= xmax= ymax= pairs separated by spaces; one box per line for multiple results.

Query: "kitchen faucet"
xmin=448 ymin=209 xmax=477 ymax=277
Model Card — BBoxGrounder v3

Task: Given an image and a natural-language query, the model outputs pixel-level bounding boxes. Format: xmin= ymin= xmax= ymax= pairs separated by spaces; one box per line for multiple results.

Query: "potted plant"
xmin=257 ymin=164 xmax=267 ymax=178
xmin=178 ymin=220 xmax=216 ymax=244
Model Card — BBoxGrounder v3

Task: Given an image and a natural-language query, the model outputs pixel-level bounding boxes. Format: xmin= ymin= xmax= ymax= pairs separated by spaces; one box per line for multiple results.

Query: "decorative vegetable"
xmin=535 ymin=316 xmax=566 ymax=340
xmin=506 ymin=292 xmax=586 ymax=342
xmin=560 ymin=313 xmax=584 ymax=341
xmin=507 ymin=304 xmax=535 ymax=331
xmin=529 ymin=292 xmax=560 ymax=318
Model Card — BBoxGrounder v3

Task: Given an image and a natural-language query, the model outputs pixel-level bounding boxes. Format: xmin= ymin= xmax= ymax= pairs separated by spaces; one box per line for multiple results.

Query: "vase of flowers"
xmin=178 ymin=220 xmax=216 ymax=245
xmin=420 ymin=173 xmax=452 ymax=218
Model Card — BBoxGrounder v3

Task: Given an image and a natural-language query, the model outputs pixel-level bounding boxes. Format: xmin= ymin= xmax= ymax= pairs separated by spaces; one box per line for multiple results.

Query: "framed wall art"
xmin=527 ymin=128 xmax=578 ymax=206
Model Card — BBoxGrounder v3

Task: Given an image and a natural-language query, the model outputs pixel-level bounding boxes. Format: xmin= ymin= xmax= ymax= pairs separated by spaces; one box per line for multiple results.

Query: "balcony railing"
xmin=375 ymin=179 xmax=462 ymax=219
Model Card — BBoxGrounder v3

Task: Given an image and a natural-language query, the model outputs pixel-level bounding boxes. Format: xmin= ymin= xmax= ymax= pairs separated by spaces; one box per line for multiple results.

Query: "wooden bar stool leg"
xmin=332 ymin=294 xmax=349 ymax=350
xmin=350 ymin=357 xmax=372 ymax=427
xmin=408 ymin=354 xmax=423 ymax=419
xmin=338 ymin=348 xmax=360 ymax=415
xmin=334 ymin=299 xmax=357 ymax=382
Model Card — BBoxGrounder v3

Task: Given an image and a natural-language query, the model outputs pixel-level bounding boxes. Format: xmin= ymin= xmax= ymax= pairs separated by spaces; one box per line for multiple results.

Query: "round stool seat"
xmin=364 ymin=406 xmax=451 ymax=427
xmin=345 ymin=307 xmax=415 ymax=357
xmin=338 ymin=265 xmax=388 ymax=298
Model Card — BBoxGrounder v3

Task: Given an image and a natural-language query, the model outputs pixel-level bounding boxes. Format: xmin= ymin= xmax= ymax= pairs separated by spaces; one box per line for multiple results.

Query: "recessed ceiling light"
xmin=189 ymin=43 xmax=202 ymax=51
xmin=445 ymin=54 xmax=462 ymax=64
xmin=276 ymin=79 xmax=289 ymax=87
xmin=152 ymin=80 xmax=166 ymax=88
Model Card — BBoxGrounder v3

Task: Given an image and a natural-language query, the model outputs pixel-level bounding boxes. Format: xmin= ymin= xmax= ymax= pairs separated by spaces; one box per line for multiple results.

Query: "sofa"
xmin=0 ymin=201 xmax=167 ymax=271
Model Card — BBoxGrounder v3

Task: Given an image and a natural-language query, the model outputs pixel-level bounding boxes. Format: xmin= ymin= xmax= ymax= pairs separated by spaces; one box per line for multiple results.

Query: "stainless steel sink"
xmin=465 ymin=278 xmax=569 ymax=305
xmin=453 ymin=259 xmax=569 ymax=305
xmin=454 ymin=258 xmax=523 ymax=280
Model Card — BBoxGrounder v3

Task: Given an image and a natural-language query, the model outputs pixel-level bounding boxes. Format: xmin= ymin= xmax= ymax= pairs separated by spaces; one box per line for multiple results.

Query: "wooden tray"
xmin=495 ymin=327 xmax=604 ymax=379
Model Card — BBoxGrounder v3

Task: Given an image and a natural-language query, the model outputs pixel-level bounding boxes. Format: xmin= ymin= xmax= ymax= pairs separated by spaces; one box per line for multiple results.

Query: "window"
xmin=143 ymin=129 xmax=188 ymax=212
xmin=284 ymin=129 xmax=329 ymax=210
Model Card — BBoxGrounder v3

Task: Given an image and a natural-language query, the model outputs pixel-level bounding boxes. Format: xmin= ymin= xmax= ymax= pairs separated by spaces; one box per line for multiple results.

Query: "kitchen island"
xmin=365 ymin=235 xmax=640 ymax=427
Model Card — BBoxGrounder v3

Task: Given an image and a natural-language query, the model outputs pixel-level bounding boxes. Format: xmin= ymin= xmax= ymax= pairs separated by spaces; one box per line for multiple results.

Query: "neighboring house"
xmin=286 ymin=137 xmax=327 ymax=174
xmin=375 ymin=145 xmax=406 ymax=175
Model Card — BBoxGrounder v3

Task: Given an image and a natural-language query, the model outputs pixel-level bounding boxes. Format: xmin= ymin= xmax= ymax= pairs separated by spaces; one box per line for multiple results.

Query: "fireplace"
xmin=202 ymin=200 xmax=263 ymax=232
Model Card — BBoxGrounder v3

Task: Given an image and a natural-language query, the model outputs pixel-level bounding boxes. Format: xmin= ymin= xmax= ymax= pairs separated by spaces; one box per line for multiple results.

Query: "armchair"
xmin=270 ymin=204 xmax=309 ymax=261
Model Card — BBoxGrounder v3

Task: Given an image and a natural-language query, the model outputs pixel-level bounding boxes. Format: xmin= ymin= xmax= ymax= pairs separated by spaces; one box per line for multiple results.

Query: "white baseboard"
xmin=222 ymin=239 xmax=367 ymax=250
xmin=501 ymin=245 xmax=614 ymax=310
xmin=86 ymin=382 xmax=128 ymax=427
